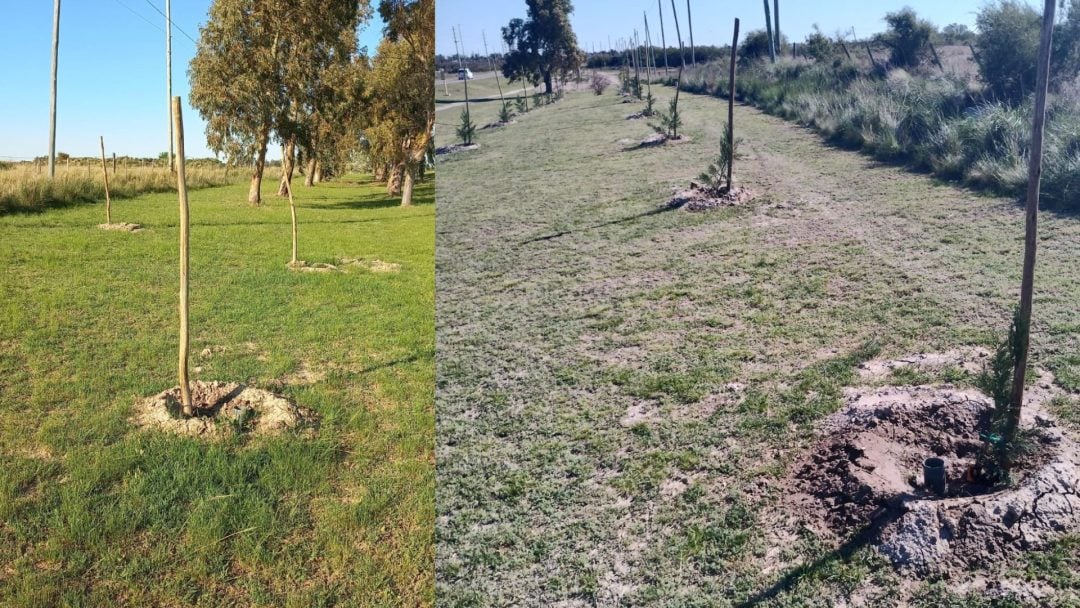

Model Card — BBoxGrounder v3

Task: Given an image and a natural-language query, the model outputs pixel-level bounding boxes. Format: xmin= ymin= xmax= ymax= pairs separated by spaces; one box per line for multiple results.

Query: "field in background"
xmin=1 ymin=163 xmax=241 ymax=215
xmin=435 ymin=82 xmax=1080 ymax=605
xmin=0 ymin=175 xmax=434 ymax=606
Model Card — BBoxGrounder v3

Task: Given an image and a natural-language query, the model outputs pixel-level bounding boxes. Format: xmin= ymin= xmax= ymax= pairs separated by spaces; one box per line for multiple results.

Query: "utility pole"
xmin=686 ymin=0 xmax=695 ymax=66
xmin=452 ymin=27 xmax=463 ymax=69
xmin=658 ymin=0 xmax=669 ymax=75
xmin=48 ymin=0 xmax=61 ymax=179
xmin=166 ymin=0 xmax=174 ymax=172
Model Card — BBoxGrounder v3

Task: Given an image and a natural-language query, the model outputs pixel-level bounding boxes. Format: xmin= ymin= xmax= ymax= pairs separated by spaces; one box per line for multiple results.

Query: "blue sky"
xmin=0 ymin=2 xmax=384 ymax=161
xmin=436 ymin=0 xmax=1001 ymax=58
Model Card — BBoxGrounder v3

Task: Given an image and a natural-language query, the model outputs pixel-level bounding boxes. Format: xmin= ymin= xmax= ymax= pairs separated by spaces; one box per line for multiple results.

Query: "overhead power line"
xmin=111 ymin=0 xmax=164 ymax=33
xmin=140 ymin=0 xmax=199 ymax=44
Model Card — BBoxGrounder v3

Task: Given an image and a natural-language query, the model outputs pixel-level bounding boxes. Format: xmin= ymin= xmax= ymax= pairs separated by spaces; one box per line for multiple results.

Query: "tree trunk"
xmin=248 ymin=132 xmax=269 ymax=205
xmin=543 ymin=71 xmax=553 ymax=94
xmin=313 ymin=160 xmax=323 ymax=184
xmin=401 ymin=163 xmax=416 ymax=207
xmin=304 ymin=155 xmax=316 ymax=187
xmin=388 ymin=163 xmax=404 ymax=195
xmin=278 ymin=139 xmax=296 ymax=197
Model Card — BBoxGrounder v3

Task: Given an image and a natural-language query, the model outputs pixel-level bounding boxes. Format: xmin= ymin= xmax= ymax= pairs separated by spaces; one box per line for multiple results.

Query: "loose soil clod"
xmin=132 ymin=380 xmax=317 ymax=439
xmin=97 ymin=222 xmax=143 ymax=232
xmin=667 ymin=186 xmax=754 ymax=211
xmin=786 ymin=378 xmax=1080 ymax=577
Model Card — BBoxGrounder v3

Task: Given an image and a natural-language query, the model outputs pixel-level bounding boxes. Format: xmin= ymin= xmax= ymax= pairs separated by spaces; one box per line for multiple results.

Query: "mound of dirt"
xmin=97 ymin=222 xmax=143 ymax=232
xmin=858 ymin=348 xmax=990 ymax=381
xmin=788 ymin=383 xmax=1080 ymax=576
xmin=667 ymin=186 xmax=754 ymax=211
xmin=287 ymin=260 xmax=339 ymax=273
xmin=132 ymin=381 xmax=317 ymax=439
xmin=481 ymin=120 xmax=516 ymax=130
xmin=436 ymin=143 xmax=480 ymax=155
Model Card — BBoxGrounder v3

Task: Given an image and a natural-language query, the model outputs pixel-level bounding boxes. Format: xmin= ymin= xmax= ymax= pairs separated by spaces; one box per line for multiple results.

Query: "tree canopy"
xmin=501 ymin=0 xmax=583 ymax=94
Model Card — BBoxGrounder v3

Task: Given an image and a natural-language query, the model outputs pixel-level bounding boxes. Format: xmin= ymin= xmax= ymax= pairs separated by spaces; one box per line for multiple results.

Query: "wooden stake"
xmin=112 ymin=152 xmax=117 ymax=175
xmin=773 ymin=0 xmax=780 ymax=55
xmin=1005 ymin=0 xmax=1056 ymax=468
xmin=686 ymin=0 xmax=695 ymax=66
xmin=929 ymin=42 xmax=944 ymax=73
xmin=658 ymin=0 xmax=670 ymax=76
xmin=171 ymin=96 xmax=192 ymax=416
xmin=763 ymin=0 xmax=775 ymax=63
xmin=866 ymin=43 xmax=880 ymax=72
xmin=99 ymin=136 xmax=112 ymax=224
xmin=727 ymin=19 xmax=739 ymax=191
xmin=840 ymin=40 xmax=852 ymax=61
xmin=282 ymin=150 xmax=299 ymax=266
xmin=670 ymin=0 xmax=685 ymax=69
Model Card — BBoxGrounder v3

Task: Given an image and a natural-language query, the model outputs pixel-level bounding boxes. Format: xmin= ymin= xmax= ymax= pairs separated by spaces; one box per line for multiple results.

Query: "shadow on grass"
xmin=518 ymin=202 xmax=683 ymax=245
xmin=734 ymin=503 xmax=907 ymax=608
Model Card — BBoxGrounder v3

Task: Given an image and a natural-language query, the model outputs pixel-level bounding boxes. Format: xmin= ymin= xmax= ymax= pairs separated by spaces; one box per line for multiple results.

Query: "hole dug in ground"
xmin=132 ymin=380 xmax=317 ymax=439
xmin=786 ymin=362 xmax=1080 ymax=578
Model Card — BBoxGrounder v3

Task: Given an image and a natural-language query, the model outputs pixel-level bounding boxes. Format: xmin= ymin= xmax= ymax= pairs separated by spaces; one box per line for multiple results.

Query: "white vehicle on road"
xmin=457 ymin=68 xmax=474 ymax=80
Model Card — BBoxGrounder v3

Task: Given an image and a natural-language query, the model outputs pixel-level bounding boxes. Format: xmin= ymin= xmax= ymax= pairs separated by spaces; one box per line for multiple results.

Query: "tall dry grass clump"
xmin=0 ymin=162 xmax=239 ymax=214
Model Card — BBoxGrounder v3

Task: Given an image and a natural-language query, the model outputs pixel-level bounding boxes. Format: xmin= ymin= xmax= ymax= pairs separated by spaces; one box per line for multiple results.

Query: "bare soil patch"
xmin=287 ymin=260 xmax=339 ymax=273
xmin=666 ymin=185 xmax=755 ymax=211
xmin=97 ymin=222 xmax=143 ymax=232
xmin=132 ymin=380 xmax=317 ymax=439
xmin=786 ymin=376 xmax=1080 ymax=577
xmin=436 ymin=143 xmax=480 ymax=156
xmin=339 ymin=257 xmax=401 ymax=273
xmin=857 ymin=348 xmax=991 ymax=381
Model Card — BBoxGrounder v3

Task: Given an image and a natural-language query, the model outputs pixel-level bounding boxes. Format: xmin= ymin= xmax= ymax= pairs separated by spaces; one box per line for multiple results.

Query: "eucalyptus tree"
xmin=501 ymin=0 xmax=584 ymax=95
xmin=190 ymin=0 xmax=369 ymax=205
xmin=365 ymin=0 xmax=435 ymax=207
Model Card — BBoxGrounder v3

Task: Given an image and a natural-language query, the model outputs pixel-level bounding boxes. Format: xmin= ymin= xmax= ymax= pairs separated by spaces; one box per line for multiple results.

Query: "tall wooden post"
xmin=657 ymin=0 xmax=669 ymax=76
xmin=1004 ymin=0 xmax=1056 ymax=469
xmin=48 ymin=0 xmax=61 ymax=179
xmin=763 ymin=0 xmax=775 ymax=63
xmin=685 ymin=0 xmax=696 ymax=66
xmin=773 ymin=0 xmax=781 ymax=55
xmin=172 ymin=97 xmax=192 ymax=416
xmin=727 ymin=19 xmax=739 ymax=191
xmin=166 ymin=0 xmax=174 ymax=172
xmin=644 ymin=13 xmax=656 ymax=85
xmin=112 ymin=152 xmax=117 ymax=175
xmin=99 ymin=136 xmax=112 ymax=225
xmin=483 ymin=30 xmax=505 ymax=106
xmin=670 ymin=0 xmax=686 ymax=69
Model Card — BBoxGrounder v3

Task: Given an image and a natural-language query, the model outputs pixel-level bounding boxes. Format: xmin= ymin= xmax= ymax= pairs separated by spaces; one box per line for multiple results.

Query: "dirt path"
xmin=436 ymin=86 xmax=1080 ymax=606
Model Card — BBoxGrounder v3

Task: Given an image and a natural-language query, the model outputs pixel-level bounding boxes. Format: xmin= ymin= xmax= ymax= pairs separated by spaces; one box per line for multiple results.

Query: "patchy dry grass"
xmin=435 ymin=83 xmax=1079 ymax=605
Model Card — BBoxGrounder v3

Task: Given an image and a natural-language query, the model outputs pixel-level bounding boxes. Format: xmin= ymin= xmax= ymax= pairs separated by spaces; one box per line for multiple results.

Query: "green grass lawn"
xmin=435 ymin=83 xmax=1080 ymax=606
xmin=0 ymin=174 xmax=434 ymax=606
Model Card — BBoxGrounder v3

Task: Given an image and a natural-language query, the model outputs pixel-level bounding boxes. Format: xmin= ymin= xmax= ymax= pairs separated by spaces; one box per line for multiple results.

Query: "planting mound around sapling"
xmin=97 ymin=222 xmax=143 ymax=232
xmin=132 ymin=380 xmax=317 ymax=439
xmin=436 ymin=143 xmax=480 ymax=156
xmin=666 ymin=185 xmax=754 ymax=211
xmin=786 ymin=365 xmax=1080 ymax=577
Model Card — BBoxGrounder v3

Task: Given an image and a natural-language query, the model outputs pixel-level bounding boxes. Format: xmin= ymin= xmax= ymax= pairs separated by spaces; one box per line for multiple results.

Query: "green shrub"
xmin=878 ymin=8 xmax=935 ymax=69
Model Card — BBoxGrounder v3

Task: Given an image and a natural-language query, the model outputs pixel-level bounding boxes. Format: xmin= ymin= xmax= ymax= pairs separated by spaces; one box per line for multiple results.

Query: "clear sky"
xmin=436 ymin=0 xmax=1009 ymax=58
xmin=0 ymin=2 xmax=385 ymax=161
